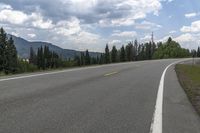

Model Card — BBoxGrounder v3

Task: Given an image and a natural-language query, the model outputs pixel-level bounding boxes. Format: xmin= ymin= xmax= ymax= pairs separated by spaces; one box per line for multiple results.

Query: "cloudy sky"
xmin=0 ymin=0 xmax=200 ymax=52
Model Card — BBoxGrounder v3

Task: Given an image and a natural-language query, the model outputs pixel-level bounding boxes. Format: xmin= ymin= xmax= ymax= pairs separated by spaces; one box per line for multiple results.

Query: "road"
xmin=0 ymin=59 xmax=199 ymax=133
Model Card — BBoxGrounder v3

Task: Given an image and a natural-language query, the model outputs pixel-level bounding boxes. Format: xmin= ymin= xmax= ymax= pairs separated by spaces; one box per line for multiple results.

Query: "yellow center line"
xmin=104 ymin=71 xmax=119 ymax=76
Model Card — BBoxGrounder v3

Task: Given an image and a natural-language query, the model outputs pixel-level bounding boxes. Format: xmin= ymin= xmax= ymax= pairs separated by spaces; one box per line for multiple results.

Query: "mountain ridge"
xmin=8 ymin=34 xmax=101 ymax=59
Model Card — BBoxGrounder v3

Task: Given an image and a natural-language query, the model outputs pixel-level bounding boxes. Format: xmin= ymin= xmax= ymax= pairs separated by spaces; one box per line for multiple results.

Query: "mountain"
xmin=8 ymin=35 xmax=101 ymax=59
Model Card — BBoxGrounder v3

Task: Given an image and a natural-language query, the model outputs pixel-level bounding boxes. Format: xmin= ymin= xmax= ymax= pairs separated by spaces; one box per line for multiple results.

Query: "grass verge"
xmin=175 ymin=64 xmax=200 ymax=115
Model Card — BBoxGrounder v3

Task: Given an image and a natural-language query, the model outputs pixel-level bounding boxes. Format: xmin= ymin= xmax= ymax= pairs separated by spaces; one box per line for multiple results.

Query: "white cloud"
xmin=27 ymin=33 xmax=36 ymax=38
xmin=73 ymin=31 xmax=101 ymax=46
xmin=99 ymin=18 xmax=135 ymax=27
xmin=161 ymin=0 xmax=174 ymax=3
xmin=169 ymin=30 xmax=176 ymax=34
xmin=0 ymin=9 xmax=29 ymax=25
xmin=174 ymin=33 xmax=195 ymax=43
xmin=168 ymin=0 xmax=174 ymax=2
xmin=174 ymin=33 xmax=200 ymax=49
xmin=108 ymin=40 xmax=122 ymax=45
xmin=156 ymin=35 xmax=172 ymax=42
xmin=135 ymin=21 xmax=162 ymax=30
xmin=185 ymin=12 xmax=199 ymax=18
xmin=54 ymin=17 xmax=81 ymax=36
xmin=181 ymin=20 xmax=200 ymax=33
xmin=157 ymin=33 xmax=200 ymax=49
xmin=52 ymin=16 xmax=103 ymax=51
xmin=108 ymin=40 xmax=122 ymax=49
xmin=11 ymin=32 xmax=19 ymax=37
xmin=108 ymin=40 xmax=122 ymax=44
xmin=112 ymin=31 xmax=137 ymax=38
xmin=98 ymin=0 xmax=162 ymax=27
xmin=67 ymin=0 xmax=97 ymax=13
xmin=0 ymin=7 xmax=55 ymax=29
xmin=0 ymin=3 xmax=12 ymax=10
xmin=0 ymin=0 xmax=164 ymax=52
xmin=31 ymin=13 xmax=54 ymax=29
xmin=141 ymin=35 xmax=151 ymax=41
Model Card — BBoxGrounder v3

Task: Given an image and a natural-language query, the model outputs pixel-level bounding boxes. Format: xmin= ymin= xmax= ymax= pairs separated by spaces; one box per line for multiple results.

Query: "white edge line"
xmin=0 ymin=65 xmax=102 ymax=82
xmin=0 ymin=59 xmax=173 ymax=82
xmin=150 ymin=59 xmax=189 ymax=133
xmin=0 ymin=59 xmax=190 ymax=82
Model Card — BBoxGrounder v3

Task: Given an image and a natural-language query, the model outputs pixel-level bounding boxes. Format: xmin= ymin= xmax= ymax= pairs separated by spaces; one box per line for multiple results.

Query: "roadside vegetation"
xmin=175 ymin=63 xmax=200 ymax=115
xmin=0 ymin=27 xmax=200 ymax=75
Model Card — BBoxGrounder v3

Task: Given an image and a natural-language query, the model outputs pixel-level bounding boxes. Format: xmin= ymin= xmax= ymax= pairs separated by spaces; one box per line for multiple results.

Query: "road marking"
xmin=104 ymin=71 xmax=118 ymax=76
xmin=0 ymin=59 xmax=190 ymax=82
xmin=150 ymin=59 xmax=189 ymax=133
xmin=0 ymin=61 xmax=145 ymax=82
xmin=0 ymin=65 xmax=104 ymax=82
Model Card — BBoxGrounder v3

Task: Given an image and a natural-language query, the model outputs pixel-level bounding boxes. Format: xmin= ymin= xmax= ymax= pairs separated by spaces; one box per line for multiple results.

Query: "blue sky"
xmin=0 ymin=0 xmax=200 ymax=52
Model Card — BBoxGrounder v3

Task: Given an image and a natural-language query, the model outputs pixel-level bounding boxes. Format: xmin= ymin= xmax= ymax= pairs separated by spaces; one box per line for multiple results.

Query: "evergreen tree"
xmin=99 ymin=54 xmax=105 ymax=64
xmin=111 ymin=45 xmax=118 ymax=63
xmin=85 ymin=49 xmax=90 ymax=65
xmin=96 ymin=56 xmax=100 ymax=64
xmin=29 ymin=46 xmax=37 ymax=65
xmin=120 ymin=45 xmax=126 ymax=62
xmin=145 ymin=42 xmax=152 ymax=60
xmin=197 ymin=47 xmax=200 ymax=57
xmin=133 ymin=39 xmax=138 ymax=61
xmin=0 ymin=28 xmax=7 ymax=72
xmin=4 ymin=36 xmax=18 ymax=73
xmin=126 ymin=42 xmax=134 ymax=61
xmin=37 ymin=46 xmax=44 ymax=69
xmin=191 ymin=49 xmax=197 ymax=57
xmin=105 ymin=44 xmax=110 ymax=63
xmin=74 ymin=55 xmax=81 ymax=66
xmin=44 ymin=45 xmax=51 ymax=68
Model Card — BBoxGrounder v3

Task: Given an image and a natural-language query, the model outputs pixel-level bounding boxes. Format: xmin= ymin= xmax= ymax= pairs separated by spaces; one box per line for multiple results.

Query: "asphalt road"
xmin=0 ymin=59 xmax=199 ymax=133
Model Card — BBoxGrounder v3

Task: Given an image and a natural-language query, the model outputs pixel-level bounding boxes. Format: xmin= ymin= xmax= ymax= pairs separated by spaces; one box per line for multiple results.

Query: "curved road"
xmin=0 ymin=59 xmax=199 ymax=133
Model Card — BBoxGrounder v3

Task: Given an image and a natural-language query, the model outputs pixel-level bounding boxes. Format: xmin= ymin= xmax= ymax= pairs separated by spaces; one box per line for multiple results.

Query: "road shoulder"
xmin=163 ymin=64 xmax=200 ymax=133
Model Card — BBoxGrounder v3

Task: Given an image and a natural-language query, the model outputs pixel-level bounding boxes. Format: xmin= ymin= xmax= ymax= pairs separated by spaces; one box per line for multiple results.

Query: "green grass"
xmin=0 ymin=72 xmax=6 ymax=76
xmin=175 ymin=64 xmax=200 ymax=115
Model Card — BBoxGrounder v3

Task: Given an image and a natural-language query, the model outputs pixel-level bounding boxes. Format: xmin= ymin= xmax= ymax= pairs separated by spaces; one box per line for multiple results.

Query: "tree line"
xmin=29 ymin=46 xmax=63 ymax=69
xmin=0 ymin=27 xmax=200 ymax=75
xmin=74 ymin=37 xmax=196 ymax=66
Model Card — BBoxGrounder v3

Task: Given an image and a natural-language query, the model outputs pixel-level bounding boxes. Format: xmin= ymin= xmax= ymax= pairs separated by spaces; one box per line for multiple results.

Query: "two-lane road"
xmin=0 ymin=59 xmax=199 ymax=133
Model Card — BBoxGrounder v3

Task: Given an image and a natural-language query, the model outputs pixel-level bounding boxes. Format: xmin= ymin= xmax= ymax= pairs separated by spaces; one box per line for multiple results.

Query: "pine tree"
xmin=80 ymin=52 xmax=85 ymax=66
xmin=111 ymin=45 xmax=117 ymax=63
xmin=0 ymin=28 xmax=7 ymax=72
xmin=37 ymin=46 xmax=44 ymax=69
xmin=96 ymin=56 xmax=100 ymax=64
xmin=99 ymin=54 xmax=105 ymax=64
xmin=85 ymin=49 xmax=90 ymax=65
xmin=120 ymin=45 xmax=126 ymax=62
xmin=29 ymin=46 xmax=37 ymax=65
xmin=125 ymin=42 xmax=134 ymax=61
xmin=74 ymin=55 xmax=81 ymax=66
xmin=197 ymin=47 xmax=200 ymax=57
xmin=167 ymin=37 xmax=172 ymax=45
xmin=4 ymin=36 xmax=18 ymax=73
xmin=44 ymin=45 xmax=51 ymax=68
xmin=134 ymin=39 xmax=138 ymax=61
xmin=105 ymin=44 xmax=110 ymax=63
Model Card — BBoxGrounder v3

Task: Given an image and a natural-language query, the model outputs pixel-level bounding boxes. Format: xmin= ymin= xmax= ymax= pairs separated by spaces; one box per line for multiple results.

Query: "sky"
xmin=0 ymin=0 xmax=200 ymax=52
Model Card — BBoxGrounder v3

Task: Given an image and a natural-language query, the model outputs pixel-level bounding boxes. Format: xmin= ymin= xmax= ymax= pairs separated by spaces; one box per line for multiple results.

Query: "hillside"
xmin=8 ymin=35 xmax=101 ymax=59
